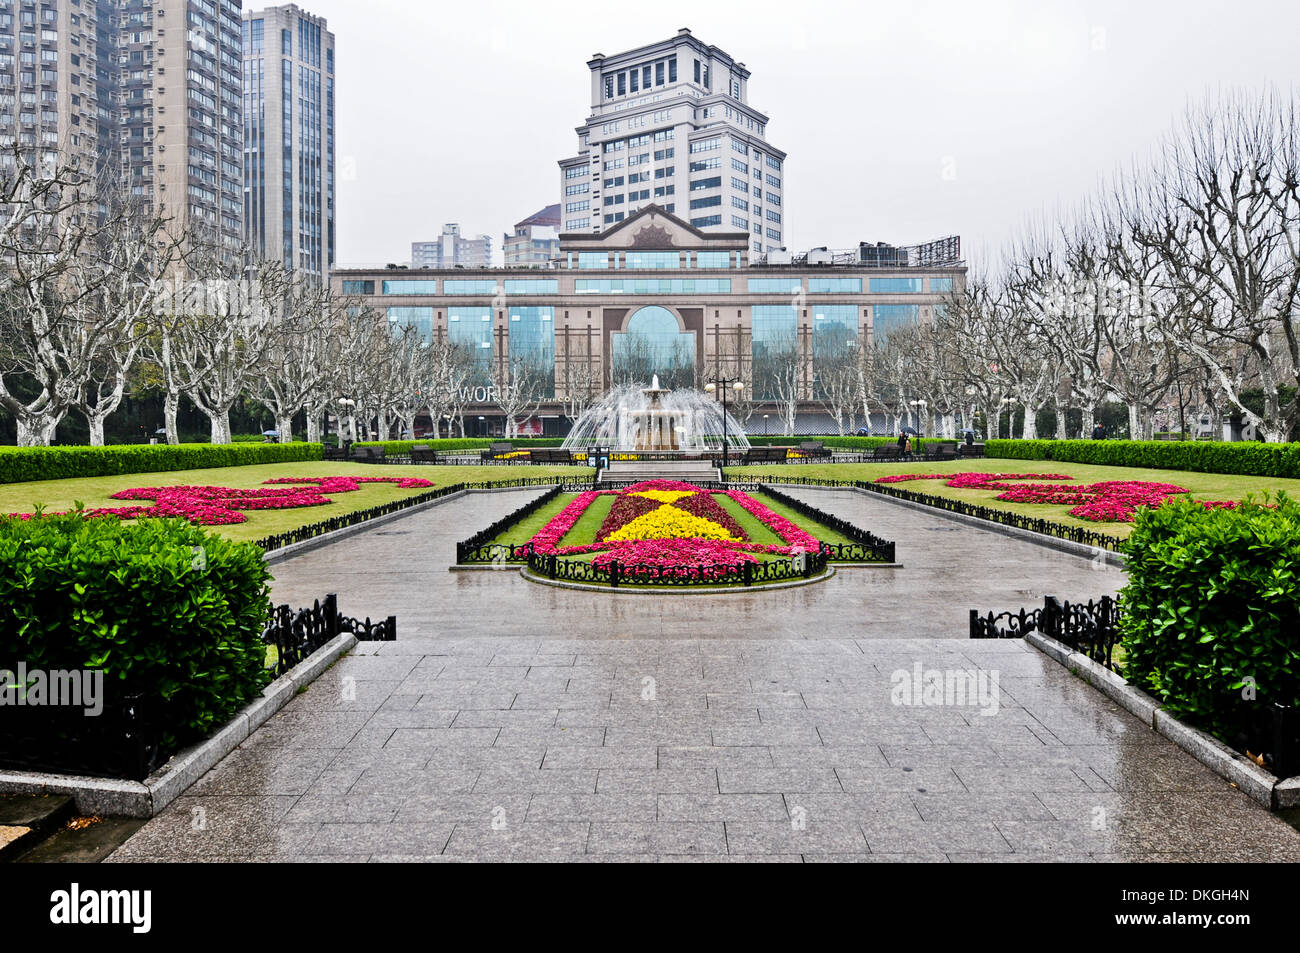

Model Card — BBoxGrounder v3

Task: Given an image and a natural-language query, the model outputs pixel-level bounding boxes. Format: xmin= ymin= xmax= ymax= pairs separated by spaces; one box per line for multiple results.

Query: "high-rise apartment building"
xmin=1 ymin=1 xmax=244 ymax=259
xmin=559 ymin=28 xmax=786 ymax=254
xmin=503 ymin=204 xmax=560 ymax=266
xmin=107 ymin=0 xmax=245 ymax=255
xmin=242 ymin=4 xmax=334 ymax=279
xmin=412 ymin=223 xmax=491 ymax=268
xmin=0 ymin=0 xmax=102 ymax=176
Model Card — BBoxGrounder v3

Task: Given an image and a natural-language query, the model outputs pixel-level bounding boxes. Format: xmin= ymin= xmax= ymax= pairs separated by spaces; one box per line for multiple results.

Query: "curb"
xmin=0 ymin=632 xmax=357 ymax=818
xmin=519 ymin=565 xmax=837 ymax=595
xmin=1023 ymin=631 xmax=1297 ymax=810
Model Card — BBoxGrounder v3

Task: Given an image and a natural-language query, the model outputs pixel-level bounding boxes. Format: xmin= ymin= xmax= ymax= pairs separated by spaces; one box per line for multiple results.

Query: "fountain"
xmin=561 ymin=376 xmax=751 ymax=455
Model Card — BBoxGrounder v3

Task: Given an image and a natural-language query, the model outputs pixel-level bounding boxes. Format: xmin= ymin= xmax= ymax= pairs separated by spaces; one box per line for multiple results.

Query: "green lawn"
xmin=0 ymin=461 xmax=586 ymax=544
xmin=725 ymin=458 xmax=1300 ymax=537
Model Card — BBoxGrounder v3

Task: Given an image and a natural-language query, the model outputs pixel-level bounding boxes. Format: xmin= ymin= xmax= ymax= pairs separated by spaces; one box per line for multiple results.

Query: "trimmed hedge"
xmin=353 ymin=438 xmax=566 ymax=454
xmin=985 ymin=438 xmax=1300 ymax=478
xmin=0 ymin=514 xmax=273 ymax=756
xmin=0 ymin=442 xmax=324 ymax=485
xmin=1119 ymin=495 xmax=1300 ymax=743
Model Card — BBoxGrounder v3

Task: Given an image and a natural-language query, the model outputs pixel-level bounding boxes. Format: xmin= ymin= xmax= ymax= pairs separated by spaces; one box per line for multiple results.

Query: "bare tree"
xmin=1139 ymin=90 xmax=1300 ymax=441
xmin=0 ymin=143 xmax=181 ymax=444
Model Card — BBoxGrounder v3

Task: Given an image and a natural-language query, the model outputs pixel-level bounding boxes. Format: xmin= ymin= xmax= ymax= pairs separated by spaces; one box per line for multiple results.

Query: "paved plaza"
xmin=107 ymin=487 xmax=1300 ymax=862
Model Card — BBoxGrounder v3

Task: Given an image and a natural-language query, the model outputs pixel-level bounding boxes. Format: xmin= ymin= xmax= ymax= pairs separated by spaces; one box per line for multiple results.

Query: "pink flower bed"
xmin=873 ymin=471 xmax=1238 ymax=522
xmin=724 ymin=491 xmax=821 ymax=551
xmin=591 ymin=539 xmax=758 ymax=579
xmin=6 ymin=476 xmax=435 ymax=527
xmin=530 ymin=491 xmax=607 ymax=555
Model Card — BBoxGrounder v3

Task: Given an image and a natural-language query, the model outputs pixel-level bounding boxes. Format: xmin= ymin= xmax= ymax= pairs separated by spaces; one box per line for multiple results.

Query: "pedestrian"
xmin=963 ymin=428 xmax=975 ymax=447
xmin=1091 ymin=423 xmax=1105 ymax=440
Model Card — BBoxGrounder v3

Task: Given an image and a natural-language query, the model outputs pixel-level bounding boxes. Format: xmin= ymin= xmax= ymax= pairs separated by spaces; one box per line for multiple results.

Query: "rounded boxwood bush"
xmin=0 ymin=514 xmax=273 ymax=754
xmin=1119 ymin=494 xmax=1300 ymax=742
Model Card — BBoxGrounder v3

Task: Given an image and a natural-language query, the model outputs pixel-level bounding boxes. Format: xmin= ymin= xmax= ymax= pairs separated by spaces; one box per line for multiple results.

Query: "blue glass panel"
xmin=381 ymin=279 xmax=438 ymax=294
xmin=808 ymin=277 xmax=862 ymax=294
xmin=869 ymin=277 xmax=923 ymax=294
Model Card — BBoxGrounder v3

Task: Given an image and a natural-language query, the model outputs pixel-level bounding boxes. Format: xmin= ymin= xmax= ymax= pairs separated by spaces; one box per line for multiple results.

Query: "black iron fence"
xmin=728 ymin=472 xmax=1126 ymax=553
xmin=453 ymin=484 xmax=564 ymax=565
xmin=525 ymin=547 xmax=829 ymax=588
xmin=970 ymin=595 xmax=1299 ymax=779
xmin=970 ymin=595 xmax=1123 ymax=671
xmin=262 ymin=592 xmax=395 ymax=679
xmin=758 ymin=484 xmax=896 ymax=563
xmin=0 ymin=593 xmax=396 ymax=782
xmin=256 ymin=478 xmax=568 ymax=553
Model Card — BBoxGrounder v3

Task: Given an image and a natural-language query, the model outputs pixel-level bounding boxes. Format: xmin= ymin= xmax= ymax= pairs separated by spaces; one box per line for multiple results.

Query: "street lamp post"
xmin=704 ymin=376 xmax=746 ymax=471
xmin=763 ymin=414 xmax=769 ymax=436
xmin=337 ymin=398 xmax=356 ymax=453
xmin=1000 ymin=397 xmax=1018 ymax=440
xmin=909 ymin=399 xmax=928 ymax=437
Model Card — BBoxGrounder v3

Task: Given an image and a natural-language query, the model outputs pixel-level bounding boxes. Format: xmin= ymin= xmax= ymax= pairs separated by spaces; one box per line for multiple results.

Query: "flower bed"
xmin=5 ymin=476 xmax=435 ymax=527
xmin=873 ymin=471 xmax=1238 ymax=522
xmin=521 ymin=481 xmax=834 ymax=578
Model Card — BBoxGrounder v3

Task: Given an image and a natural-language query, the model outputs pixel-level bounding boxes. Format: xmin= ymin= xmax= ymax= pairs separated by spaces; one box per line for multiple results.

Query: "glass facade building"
xmin=333 ymin=206 xmax=964 ymax=424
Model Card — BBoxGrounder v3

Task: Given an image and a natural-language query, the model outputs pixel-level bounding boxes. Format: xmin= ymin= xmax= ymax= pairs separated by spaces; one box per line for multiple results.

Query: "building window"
xmin=690 ymin=176 xmax=722 ymax=191
xmin=342 ymin=279 xmax=375 ymax=295
xmin=612 ymin=305 xmax=694 ymax=390
xmin=872 ymin=304 xmax=920 ymax=343
xmin=870 ymin=278 xmax=923 ymax=294
xmin=386 ymin=307 xmax=434 ymax=342
xmin=444 ymin=279 xmax=500 ymax=295
xmin=624 ymin=251 xmax=680 ymax=269
xmin=930 ymin=277 xmax=954 ymax=293
xmin=695 ymin=251 xmax=730 ymax=269
xmin=690 ymin=215 xmax=723 ymax=227
xmin=382 ymin=279 xmax=438 ymax=295
xmin=508 ymin=306 xmax=555 ymax=397
xmin=578 ymin=252 xmax=609 ymax=269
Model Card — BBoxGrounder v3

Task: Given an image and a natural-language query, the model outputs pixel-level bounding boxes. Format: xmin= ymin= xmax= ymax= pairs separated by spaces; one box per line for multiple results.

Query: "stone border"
xmin=0 ymin=632 xmax=358 ymax=818
xmin=1023 ymin=630 xmax=1298 ymax=810
xmin=520 ymin=564 xmax=837 ymax=595
xmin=784 ymin=483 xmax=1127 ymax=568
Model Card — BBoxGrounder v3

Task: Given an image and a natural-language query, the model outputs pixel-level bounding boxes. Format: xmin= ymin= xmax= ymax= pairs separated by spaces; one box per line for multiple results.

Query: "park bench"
xmin=410 ymin=444 xmax=439 ymax=463
xmin=871 ymin=444 xmax=903 ymax=461
xmin=323 ymin=444 xmax=348 ymax=461
xmin=922 ymin=441 xmax=959 ymax=462
xmin=350 ymin=445 xmax=386 ymax=462
xmin=529 ymin=447 xmax=574 ymax=464
xmin=744 ymin=446 xmax=789 ymax=464
xmin=958 ymin=443 xmax=986 ymax=459
xmin=480 ymin=441 xmax=515 ymax=462
xmin=798 ymin=440 xmax=833 ymax=459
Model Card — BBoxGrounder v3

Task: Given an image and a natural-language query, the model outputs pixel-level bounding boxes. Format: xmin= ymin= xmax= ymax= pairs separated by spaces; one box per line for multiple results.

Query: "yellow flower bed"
xmin=603 ymin=504 xmax=741 ymax=543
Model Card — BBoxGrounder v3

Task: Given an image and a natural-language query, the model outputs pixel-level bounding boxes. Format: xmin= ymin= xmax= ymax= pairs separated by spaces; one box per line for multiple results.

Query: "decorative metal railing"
xmin=524 ymin=547 xmax=830 ymax=588
xmin=969 ymin=594 xmax=1299 ymax=779
xmin=970 ymin=595 xmax=1123 ymax=670
xmin=262 ymin=592 xmax=395 ymax=679
xmin=728 ymin=472 xmax=1126 ymax=553
xmin=0 ymin=593 xmax=397 ymax=782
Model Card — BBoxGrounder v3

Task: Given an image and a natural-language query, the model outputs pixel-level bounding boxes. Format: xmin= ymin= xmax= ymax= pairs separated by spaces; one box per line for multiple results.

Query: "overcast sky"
xmin=305 ymin=0 xmax=1300 ymax=268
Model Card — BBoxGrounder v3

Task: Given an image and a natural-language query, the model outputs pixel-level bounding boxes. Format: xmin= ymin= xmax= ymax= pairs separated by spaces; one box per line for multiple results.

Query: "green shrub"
xmin=0 ymin=442 xmax=324 ymax=485
xmin=353 ymin=438 xmax=566 ymax=453
xmin=0 ymin=514 xmax=273 ymax=754
xmin=985 ymin=438 xmax=1300 ymax=477
xmin=1118 ymin=495 xmax=1300 ymax=741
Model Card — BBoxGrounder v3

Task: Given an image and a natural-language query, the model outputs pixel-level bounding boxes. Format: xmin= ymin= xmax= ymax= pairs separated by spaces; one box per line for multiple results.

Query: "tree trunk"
xmin=87 ymin=415 xmax=106 ymax=447
xmin=1021 ymin=405 xmax=1038 ymax=440
xmin=209 ymin=411 xmax=232 ymax=444
xmin=164 ymin=390 xmax=180 ymax=445
xmin=276 ymin=415 xmax=294 ymax=443
xmin=1127 ymin=402 xmax=1142 ymax=442
xmin=1054 ymin=395 xmax=1068 ymax=440
xmin=306 ymin=412 xmax=321 ymax=444
xmin=16 ymin=414 xmax=60 ymax=447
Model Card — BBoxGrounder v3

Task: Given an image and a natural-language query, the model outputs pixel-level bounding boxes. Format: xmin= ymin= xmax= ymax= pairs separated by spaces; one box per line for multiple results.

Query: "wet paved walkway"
xmin=107 ymin=487 xmax=1300 ymax=862
xmin=263 ymin=486 xmax=1128 ymax=640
